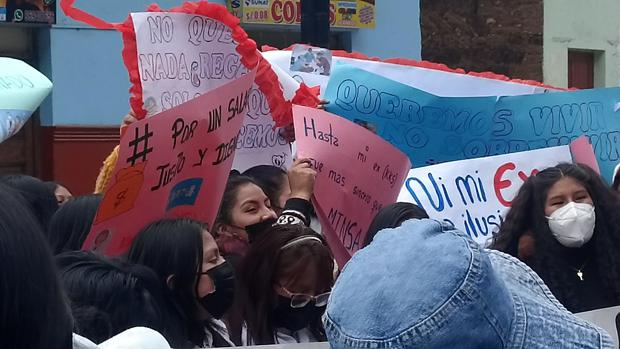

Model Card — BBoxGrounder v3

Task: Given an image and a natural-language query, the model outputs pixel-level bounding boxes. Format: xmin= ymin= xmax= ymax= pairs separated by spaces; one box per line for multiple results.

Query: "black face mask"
xmin=197 ymin=261 xmax=236 ymax=319
xmin=272 ymin=295 xmax=326 ymax=332
xmin=246 ymin=218 xmax=277 ymax=243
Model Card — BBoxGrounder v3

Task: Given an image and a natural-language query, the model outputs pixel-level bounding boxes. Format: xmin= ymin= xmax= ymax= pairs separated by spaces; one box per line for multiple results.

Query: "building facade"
xmin=421 ymin=0 xmax=620 ymax=89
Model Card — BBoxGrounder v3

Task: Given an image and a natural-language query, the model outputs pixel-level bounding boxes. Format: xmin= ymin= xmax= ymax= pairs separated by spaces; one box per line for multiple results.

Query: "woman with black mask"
xmin=127 ymin=218 xmax=236 ymax=347
xmin=214 ymin=158 xmax=317 ymax=265
xmin=232 ymin=224 xmax=334 ymax=345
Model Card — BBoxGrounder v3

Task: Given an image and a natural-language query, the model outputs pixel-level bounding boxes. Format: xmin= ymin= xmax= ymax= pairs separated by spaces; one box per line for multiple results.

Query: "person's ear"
xmin=218 ymin=224 xmax=235 ymax=237
xmin=166 ymin=274 xmax=176 ymax=290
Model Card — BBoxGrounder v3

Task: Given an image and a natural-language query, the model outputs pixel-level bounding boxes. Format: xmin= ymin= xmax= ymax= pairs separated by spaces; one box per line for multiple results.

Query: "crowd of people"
xmin=1 ymin=149 xmax=620 ymax=348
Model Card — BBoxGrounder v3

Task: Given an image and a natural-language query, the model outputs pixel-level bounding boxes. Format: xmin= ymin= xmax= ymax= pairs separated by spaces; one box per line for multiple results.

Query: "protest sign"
xmin=60 ymin=1 xmax=317 ymax=170
xmin=0 ymin=58 xmax=52 ymax=144
xmin=571 ymin=135 xmax=601 ymax=174
xmin=262 ymin=49 xmax=552 ymax=98
xmin=397 ymin=146 xmax=573 ymax=245
xmin=130 ymin=11 xmax=249 ymax=116
xmin=232 ymin=84 xmax=292 ymax=171
xmin=82 ymin=69 xmax=256 ymax=256
xmin=293 ymin=105 xmax=411 ymax=266
xmin=325 ymin=64 xmax=620 ymax=182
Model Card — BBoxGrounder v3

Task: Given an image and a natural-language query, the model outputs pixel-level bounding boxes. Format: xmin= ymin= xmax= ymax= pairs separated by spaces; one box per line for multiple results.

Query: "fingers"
xmin=293 ymin=158 xmax=313 ymax=167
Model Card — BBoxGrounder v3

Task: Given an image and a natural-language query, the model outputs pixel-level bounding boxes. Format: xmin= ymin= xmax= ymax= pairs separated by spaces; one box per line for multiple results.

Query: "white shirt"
xmin=242 ymin=323 xmax=320 ymax=346
xmin=72 ymin=327 xmax=171 ymax=349
xmin=201 ymin=319 xmax=235 ymax=348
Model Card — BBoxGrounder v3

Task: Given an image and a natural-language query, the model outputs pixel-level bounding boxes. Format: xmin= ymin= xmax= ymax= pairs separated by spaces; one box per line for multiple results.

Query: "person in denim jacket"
xmin=325 ymin=218 xmax=614 ymax=349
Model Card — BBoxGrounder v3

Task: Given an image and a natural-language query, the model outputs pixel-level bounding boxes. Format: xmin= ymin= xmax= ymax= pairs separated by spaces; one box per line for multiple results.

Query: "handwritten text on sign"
xmin=293 ymin=106 xmax=411 ymax=266
xmin=132 ymin=12 xmax=247 ymax=116
xmin=83 ymin=70 xmax=256 ymax=256
xmin=397 ymin=146 xmax=572 ymax=245
xmin=232 ymin=83 xmax=292 ymax=171
xmin=324 ymin=65 xmax=620 ymax=182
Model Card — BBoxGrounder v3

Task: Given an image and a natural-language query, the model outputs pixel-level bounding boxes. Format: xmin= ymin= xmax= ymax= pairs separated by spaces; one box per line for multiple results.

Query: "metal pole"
xmin=301 ymin=0 xmax=330 ymax=47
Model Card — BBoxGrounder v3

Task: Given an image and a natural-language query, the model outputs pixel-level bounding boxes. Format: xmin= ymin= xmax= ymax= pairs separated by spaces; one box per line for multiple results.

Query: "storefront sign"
xmin=227 ymin=0 xmax=375 ymax=29
xmin=0 ymin=0 xmax=56 ymax=24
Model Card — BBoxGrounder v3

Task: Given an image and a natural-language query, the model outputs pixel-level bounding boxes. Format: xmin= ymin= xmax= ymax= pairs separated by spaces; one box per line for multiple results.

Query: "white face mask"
xmin=547 ymin=202 xmax=596 ymax=248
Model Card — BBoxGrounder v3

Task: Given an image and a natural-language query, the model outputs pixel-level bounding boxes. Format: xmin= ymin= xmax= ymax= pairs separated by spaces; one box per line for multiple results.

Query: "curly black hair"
xmin=491 ymin=163 xmax=620 ymax=311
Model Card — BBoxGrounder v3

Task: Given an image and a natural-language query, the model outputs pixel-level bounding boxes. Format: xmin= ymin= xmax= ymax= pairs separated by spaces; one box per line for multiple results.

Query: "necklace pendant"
xmin=577 ymin=270 xmax=584 ymax=281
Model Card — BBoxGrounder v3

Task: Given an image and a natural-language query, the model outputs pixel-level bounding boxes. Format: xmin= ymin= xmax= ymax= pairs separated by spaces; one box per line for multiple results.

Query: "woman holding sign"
xmin=491 ymin=163 xmax=620 ymax=313
xmin=214 ymin=159 xmax=317 ymax=262
xmin=233 ymin=224 xmax=334 ymax=345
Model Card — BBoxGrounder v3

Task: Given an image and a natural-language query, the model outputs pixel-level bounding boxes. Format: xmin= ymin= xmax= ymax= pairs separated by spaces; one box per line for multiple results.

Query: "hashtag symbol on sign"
xmin=126 ymin=124 xmax=154 ymax=166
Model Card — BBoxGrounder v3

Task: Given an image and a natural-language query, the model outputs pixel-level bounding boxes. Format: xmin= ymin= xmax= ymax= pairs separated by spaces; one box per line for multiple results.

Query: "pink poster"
xmin=83 ymin=70 xmax=256 ymax=256
xmin=570 ymin=136 xmax=601 ymax=174
xmin=293 ymin=106 xmax=411 ymax=267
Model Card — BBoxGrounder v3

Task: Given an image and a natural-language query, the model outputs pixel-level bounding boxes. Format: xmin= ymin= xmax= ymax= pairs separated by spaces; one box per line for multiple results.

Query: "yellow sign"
xmin=227 ymin=0 xmax=376 ymax=29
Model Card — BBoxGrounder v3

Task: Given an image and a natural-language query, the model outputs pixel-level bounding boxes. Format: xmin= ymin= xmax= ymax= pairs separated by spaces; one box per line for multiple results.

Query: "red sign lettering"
xmin=271 ymin=0 xmax=283 ymax=23
xmin=494 ymin=163 xmax=540 ymax=207
xmin=494 ymin=162 xmax=515 ymax=207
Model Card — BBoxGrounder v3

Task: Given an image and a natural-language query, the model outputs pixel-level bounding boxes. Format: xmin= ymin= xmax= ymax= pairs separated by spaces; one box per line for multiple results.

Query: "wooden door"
xmin=568 ymin=50 xmax=594 ymax=89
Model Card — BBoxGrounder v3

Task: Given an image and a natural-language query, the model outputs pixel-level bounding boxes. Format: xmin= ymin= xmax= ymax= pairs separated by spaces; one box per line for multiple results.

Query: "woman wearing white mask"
xmin=491 ymin=163 xmax=620 ymax=313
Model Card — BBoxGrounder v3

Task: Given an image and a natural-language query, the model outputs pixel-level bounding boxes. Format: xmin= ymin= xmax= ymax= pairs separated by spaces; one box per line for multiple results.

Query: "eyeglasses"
xmin=279 ymin=286 xmax=331 ymax=308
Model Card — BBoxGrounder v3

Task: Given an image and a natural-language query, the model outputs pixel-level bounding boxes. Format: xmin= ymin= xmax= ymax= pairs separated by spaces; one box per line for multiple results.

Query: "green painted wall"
xmin=543 ymin=0 xmax=620 ymax=87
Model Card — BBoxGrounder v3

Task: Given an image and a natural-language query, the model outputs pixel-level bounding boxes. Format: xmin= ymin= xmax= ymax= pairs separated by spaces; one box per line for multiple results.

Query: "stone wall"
xmin=420 ymin=0 xmax=543 ymax=81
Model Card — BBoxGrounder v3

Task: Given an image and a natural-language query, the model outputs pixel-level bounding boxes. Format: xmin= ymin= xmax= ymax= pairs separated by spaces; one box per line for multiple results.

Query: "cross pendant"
xmin=577 ymin=270 xmax=584 ymax=281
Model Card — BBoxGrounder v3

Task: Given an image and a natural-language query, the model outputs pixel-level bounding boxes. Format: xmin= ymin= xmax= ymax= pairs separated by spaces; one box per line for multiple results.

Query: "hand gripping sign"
xmin=293 ymin=106 xmax=411 ymax=267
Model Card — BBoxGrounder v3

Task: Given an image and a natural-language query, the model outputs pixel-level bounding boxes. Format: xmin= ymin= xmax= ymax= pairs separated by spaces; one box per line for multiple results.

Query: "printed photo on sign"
xmin=263 ymin=50 xmax=548 ymax=99
xmin=290 ymin=45 xmax=332 ymax=76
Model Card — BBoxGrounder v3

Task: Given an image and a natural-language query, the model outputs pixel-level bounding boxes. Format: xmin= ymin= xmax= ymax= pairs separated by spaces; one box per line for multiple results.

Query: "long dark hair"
xmin=243 ymin=165 xmax=287 ymax=209
xmin=214 ymin=174 xmax=261 ymax=229
xmin=364 ymin=202 xmax=429 ymax=247
xmin=127 ymin=218 xmax=207 ymax=348
xmin=613 ymin=167 xmax=620 ymax=192
xmin=0 ymin=183 xmax=73 ymax=348
xmin=56 ymin=251 xmax=170 ymax=343
xmin=236 ymin=225 xmax=334 ymax=345
xmin=0 ymin=174 xmax=58 ymax=231
xmin=491 ymin=163 xmax=620 ymax=310
xmin=47 ymin=194 xmax=102 ymax=254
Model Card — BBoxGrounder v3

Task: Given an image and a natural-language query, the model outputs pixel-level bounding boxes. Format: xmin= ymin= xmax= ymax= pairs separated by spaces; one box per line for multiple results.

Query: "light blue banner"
xmin=325 ymin=64 xmax=620 ymax=182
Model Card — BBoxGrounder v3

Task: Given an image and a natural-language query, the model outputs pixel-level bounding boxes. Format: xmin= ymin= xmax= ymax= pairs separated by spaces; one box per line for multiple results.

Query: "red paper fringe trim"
xmin=59 ymin=0 xmax=297 ymax=126
xmin=262 ymin=44 xmax=567 ymax=92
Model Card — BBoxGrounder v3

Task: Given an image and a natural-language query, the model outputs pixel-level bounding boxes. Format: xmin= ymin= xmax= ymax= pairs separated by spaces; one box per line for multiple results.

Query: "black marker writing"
xmin=193 ymin=147 xmax=208 ymax=167
xmin=151 ymin=152 xmax=186 ymax=191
